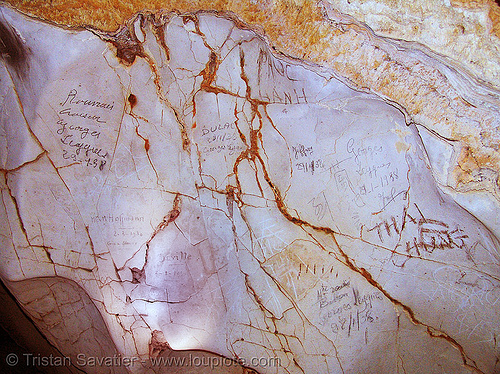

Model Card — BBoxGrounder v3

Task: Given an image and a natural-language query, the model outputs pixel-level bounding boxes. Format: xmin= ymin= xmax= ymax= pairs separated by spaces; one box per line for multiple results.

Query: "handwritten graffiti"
xmin=368 ymin=205 xmax=473 ymax=259
xmin=318 ymin=281 xmax=382 ymax=337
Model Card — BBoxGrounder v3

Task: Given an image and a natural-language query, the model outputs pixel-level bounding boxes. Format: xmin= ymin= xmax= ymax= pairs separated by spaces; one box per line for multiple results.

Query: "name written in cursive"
xmin=60 ymin=89 xmax=114 ymax=110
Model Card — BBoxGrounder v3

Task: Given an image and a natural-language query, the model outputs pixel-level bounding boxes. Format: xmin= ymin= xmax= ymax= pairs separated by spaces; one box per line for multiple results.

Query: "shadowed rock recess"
xmin=0 ymin=4 xmax=499 ymax=374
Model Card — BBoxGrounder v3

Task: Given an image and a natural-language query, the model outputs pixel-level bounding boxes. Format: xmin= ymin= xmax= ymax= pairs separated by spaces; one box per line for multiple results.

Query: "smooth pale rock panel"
xmin=4 ymin=0 xmax=500 ymax=216
xmin=0 ymin=5 xmax=499 ymax=374
xmin=6 ymin=277 xmax=121 ymax=374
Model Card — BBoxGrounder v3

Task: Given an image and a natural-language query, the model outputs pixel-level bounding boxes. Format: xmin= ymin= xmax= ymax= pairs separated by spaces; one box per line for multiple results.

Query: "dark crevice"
xmin=0 ymin=277 xmax=79 ymax=374
xmin=0 ymin=18 xmax=29 ymax=77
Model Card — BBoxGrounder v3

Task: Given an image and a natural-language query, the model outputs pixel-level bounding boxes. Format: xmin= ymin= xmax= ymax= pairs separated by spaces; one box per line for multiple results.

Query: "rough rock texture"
xmin=0 ymin=2 xmax=500 ymax=374
xmin=324 ymin=0 xmax=500 ymax=88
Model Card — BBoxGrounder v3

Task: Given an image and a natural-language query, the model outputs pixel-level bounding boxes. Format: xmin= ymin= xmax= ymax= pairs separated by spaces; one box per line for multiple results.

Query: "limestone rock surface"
xmin=0 ymin=3 xmax=500 ymax=374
